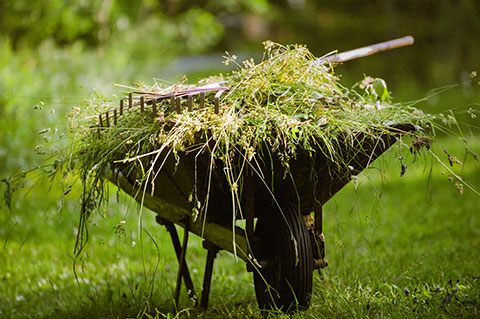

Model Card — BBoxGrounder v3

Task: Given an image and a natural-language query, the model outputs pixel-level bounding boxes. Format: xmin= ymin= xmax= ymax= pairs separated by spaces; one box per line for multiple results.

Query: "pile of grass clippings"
xmin=70 ymin=42 xmax=434 ymax=170
xmin=11 ymin=42 xmax=442 ymax=255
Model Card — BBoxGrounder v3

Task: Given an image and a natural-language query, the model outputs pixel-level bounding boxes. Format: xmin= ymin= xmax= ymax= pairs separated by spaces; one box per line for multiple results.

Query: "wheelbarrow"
xmin=100 ymin=36 xmax=415 ymax=312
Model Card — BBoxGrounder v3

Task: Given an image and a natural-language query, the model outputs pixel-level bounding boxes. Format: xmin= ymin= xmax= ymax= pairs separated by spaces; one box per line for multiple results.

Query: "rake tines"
xmin=96 ymin=86 xmax=229 ymax=135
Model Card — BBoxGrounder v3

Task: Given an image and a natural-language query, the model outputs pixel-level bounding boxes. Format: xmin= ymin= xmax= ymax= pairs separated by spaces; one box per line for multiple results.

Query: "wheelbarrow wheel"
xmin=253 ymin=201 xmax=313 ymax=313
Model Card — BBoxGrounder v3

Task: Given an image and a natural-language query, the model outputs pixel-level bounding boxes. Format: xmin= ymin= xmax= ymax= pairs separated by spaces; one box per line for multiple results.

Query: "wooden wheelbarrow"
xmin=102 ymin=36 xmax=415 ymax=312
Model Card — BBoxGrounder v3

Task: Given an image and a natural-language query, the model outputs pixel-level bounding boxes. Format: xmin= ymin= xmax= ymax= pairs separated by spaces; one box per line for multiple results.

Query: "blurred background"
xmin=1 ymin=0 xmax=479 ymax=176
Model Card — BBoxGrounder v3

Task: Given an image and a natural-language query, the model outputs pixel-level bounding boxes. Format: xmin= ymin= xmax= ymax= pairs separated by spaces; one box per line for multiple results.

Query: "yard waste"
xmin=59 ymin=42 xmax=439 ymax=253
xmin=64 ymin=43 xmax=437 ymax=237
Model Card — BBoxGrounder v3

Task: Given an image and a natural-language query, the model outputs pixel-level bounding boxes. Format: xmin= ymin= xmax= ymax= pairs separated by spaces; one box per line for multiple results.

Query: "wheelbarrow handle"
xmin=320 ymin=35 xmax=415 ymax=64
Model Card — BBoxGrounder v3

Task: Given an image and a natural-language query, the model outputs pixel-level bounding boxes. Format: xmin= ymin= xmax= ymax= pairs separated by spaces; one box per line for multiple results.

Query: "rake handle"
xmin=322 ymin=35 xmax=414 ymax=64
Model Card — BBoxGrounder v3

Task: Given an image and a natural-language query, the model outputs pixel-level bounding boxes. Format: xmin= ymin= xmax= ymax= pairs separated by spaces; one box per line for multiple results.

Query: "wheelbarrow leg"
xmin=201 ymin=241 xmax=220 ymax=310
xmin=156 ymin=216 xmax=198 ymax=307
xmin=174 ymin=221 xmax=189 ymax=307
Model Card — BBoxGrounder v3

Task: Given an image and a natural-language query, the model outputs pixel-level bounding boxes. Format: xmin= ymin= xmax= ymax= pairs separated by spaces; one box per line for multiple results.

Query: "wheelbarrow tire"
xmin=253 ymin=201 xmax=313 ymax=313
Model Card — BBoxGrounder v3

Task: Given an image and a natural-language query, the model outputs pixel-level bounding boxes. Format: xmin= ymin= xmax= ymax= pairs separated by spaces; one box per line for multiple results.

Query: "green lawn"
xmin=1 ymin=135 xmax=479 ymax=319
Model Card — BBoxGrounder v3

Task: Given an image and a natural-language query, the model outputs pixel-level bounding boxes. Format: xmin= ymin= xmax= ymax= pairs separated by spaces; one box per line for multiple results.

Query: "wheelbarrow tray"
xmin=110 ymin=124 xmax=412 ymax=260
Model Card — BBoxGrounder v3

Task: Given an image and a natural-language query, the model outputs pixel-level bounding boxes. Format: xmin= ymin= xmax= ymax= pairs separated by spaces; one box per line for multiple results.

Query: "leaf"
xmin=372 ymin=78 xmax=390 ymax=102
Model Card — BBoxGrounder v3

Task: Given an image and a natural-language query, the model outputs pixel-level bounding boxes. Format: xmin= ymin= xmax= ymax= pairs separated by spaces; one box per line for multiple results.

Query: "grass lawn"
xmin=1 ymin=135 xmax=479 ymax=319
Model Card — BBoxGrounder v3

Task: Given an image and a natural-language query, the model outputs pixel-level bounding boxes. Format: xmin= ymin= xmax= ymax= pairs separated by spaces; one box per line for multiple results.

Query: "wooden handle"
xmin=321 ymin=35 xmax=414 ymax=64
